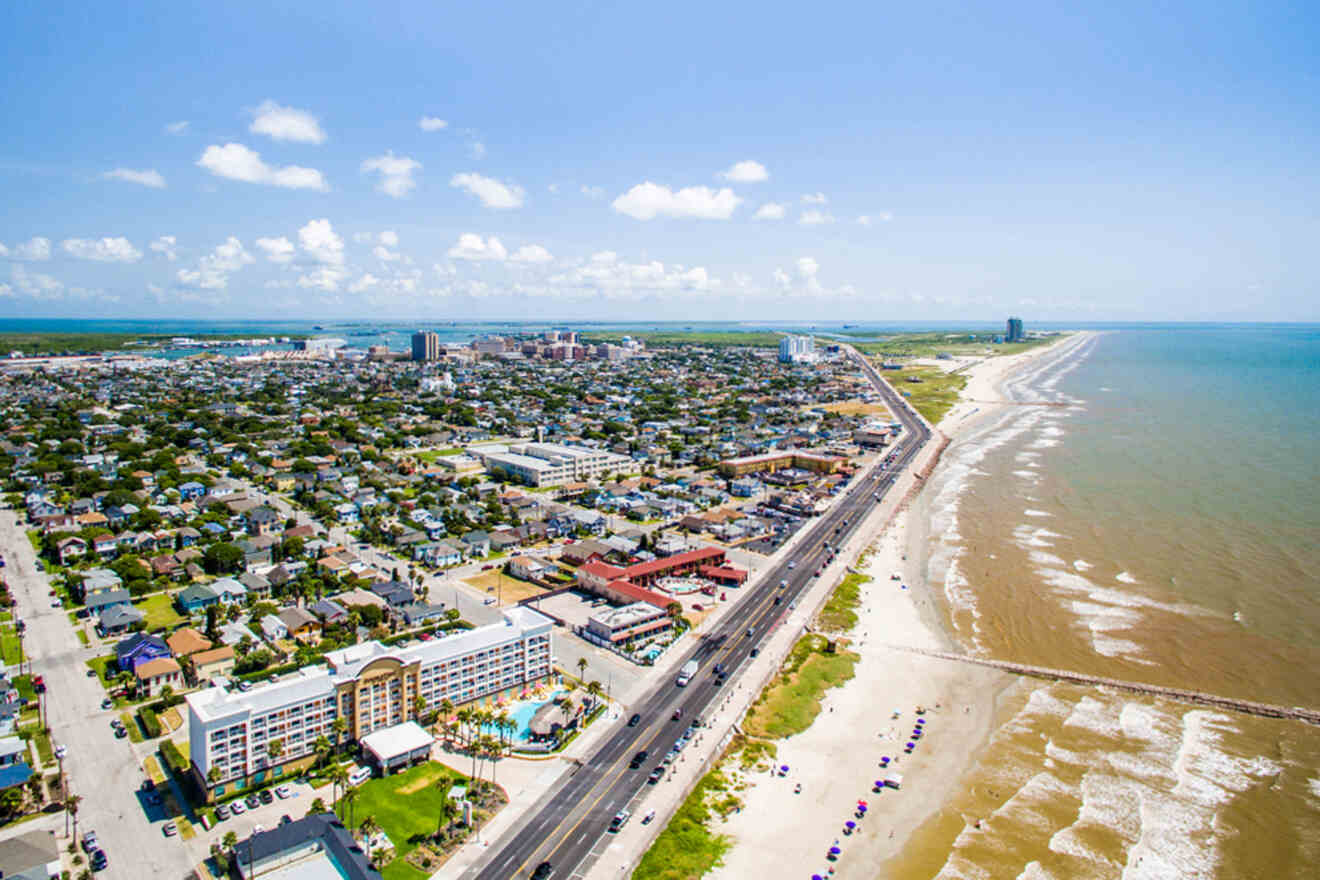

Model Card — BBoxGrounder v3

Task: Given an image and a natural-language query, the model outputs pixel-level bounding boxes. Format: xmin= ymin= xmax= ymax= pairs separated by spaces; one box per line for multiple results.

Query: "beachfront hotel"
xmin=186 ymin=607 xmax=553 ymax=800
xmin=469 ymin=441 xmax=632 ymax=487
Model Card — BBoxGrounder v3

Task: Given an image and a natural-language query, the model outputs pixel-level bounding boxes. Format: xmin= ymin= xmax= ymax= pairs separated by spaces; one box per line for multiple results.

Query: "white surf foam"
xmin=1072 ymin=559 xmax=1092 ymax=571
xmin=1024 ymin=508 xmax=1052 ymax=518
xmin=1116 ymin=571 xmax=1138 ymax=584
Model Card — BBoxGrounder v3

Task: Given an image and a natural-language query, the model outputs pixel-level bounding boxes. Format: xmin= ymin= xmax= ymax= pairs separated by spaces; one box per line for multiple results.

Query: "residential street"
xmin=0 ymin=509 xmax=198 ymax=880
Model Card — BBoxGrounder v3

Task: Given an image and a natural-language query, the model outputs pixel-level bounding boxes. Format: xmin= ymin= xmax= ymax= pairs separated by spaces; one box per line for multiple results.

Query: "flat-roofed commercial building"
xmin=471 ymin=442 xmax=631 ymax=487
xmin=411 ymin=330 xmax=440 ymax=361
xmin=187 ymin=607 xmax=553 ymax=801
xmin=583 ymin=602 xmax=673 ymax=649
xmin=717 ymin=450 xmax=844 ymax=478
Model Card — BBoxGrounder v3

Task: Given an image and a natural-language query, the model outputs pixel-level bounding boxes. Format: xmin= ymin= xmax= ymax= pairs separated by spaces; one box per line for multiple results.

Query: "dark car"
xmin=89 ymin=849 xmax=108 ymax=870
xmin=215 ymin=803 xmax=231 ymax=820
xmin=647 ymin=766 xmax=665 ymax=784
xmin=532 ymin=862 xmax=554 ymax=880
xmin=750 ymin=647 xmax=760 ymax=658
xmin=259 ymin=789 xmax=275 ymax=804
xmin=114 ymin=727 xmax=128 ymax=739
xmin=629 ymin=750 xmax=649 ymax=769
xmin=773 ymin=596 xmax=782 ymax=605
xmin=628 ymin=713 xmax=641 ymax=727
xmin=245 ymin=793 xmax=261 ymax=808
xmin=279 ymin=814 xmax=293 ymax=826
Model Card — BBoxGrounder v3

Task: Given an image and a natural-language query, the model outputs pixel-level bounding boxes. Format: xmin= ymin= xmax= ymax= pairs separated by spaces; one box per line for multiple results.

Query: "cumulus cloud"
xmin=754 ymin=202 xmax=786 ymax=221
xmin=10 ymin=237 xmax=52 ymax=261
xmin=450 ymin=172 xmax=525 ymax=209
xmin=249 ymin=100 xmax=327 ymax=144
xmin=164 ymin=121 xmax=189 ymax=135
xmin=379 ymin=230 xmax=399 ymax=248
xmin=103 ymin=168 xmax=166 ymax=188
xmin=719 ymin=160 xmax=769 ymax=183
xmin=349 ymin=273 xmax=380 ymax=293
xmin=62 ymin=237 xmax=142 ymax=263
xmin=419 ymin=116 xmax=448 ymax=131
xmin=10 ymin=265 xmax=65 ymax=299
xmin=547 ymin=251 xmax=720 ymax=299
xmin=176 ymin=237 xmax=254 ymax=290
xmin=0 ymin=244 xmax=7 ymax=257
xmin=772 ymin=256 xmax=829 ymax=296
xmin=197 ymin=143 xmax=328 ymax=190
xmin=799 ymin=209 xmax=835 ymax=226
xmin=611 ymin=182 xmax=741 ymax=220
xmin=802 ymin=192 xmax=828 ymax=204
xmin=149 ymin=236 xmax=177 ymax=261
xmin=298 ymin=219 xmax=345 ymax=265
xmin=255 ymin=236 xmax=296 ymax=263
xmin=361 ymin=152 xmax=421 ymax=198
xmin=370 ymin=230 xmax=401 ymax=262
xmin=510 ymin=244 xmax=554 ymax=264
xmin=447 ymin=233 xmax=507 ymax=261
xmin=296 ymin=266 xmax=348 ymax=291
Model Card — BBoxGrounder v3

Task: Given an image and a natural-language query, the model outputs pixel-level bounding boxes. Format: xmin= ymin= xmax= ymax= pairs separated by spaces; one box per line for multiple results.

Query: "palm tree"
xmin=329 ymin=765 xmax=349 ymax=816
xmin=435 ymin=777 xmax=456 ymax=837
xmin=413 ymin=694 xmax=427 ymax=723
xmin=312 ymin=735 xmax=332 ymax=768
xmin=496 ymin=710 xmax=512 ymax=746
xmin=585 ymin=680 xmax=603 ymax=710
xmin=456 ymin=707 xmax=474 ymax=747
xmin=66 ymin=794 xmax=82 ymax=843
xmin=331 ymin=716 xmax=348 ymax=749
xmin=576 ymin=656 xmax=588 ymax=683
xmin=486 ymin=737 xmax=504 ymax=786
xmin=359 ymin=815 xmax=381 ymax=864
xmin=438 ymin=699 xmax=455 ymax=743
xmin=207 ymin=766 xmax=221 ymax=794
xmin=341 ymin=786 xmax=360 ymax=830
xmin=266 ymin=738 xmax=284 ymax=765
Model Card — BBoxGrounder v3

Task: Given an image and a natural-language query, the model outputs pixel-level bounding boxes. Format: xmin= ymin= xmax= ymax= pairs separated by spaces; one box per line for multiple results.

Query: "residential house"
xmin=0 ymin=738 xmax=33 ymax=795
xmin=178 ymin=481 xmax=206 ymax=501
xmin=134 ymin=657 xmax=183 ymax=697
xmin=237 ymin=535 xmax=277 ymax=569
xmin=176 ymin=583 xmax=221 ymax=613
xmin=191 ymin=645 xmax=236 ymax=683
xmin=114 ymin=633 xmax=172 ymax=674
xmin=259 ymin=614 xmax=289 ymax=643
xmin=210 ymin=577 xmax=248 ymax=604
xmin=238 ymin=570 xmax=272 ymax=598
xmin=166 ymin=627 xmax=213 ymax=659
xmin=309 ymin=598 xmax=348 ymax=624
xmin=333 ymin=503 xmax=359 ymax=524
xmin=460 ymin=530 xmax=490 ymax=558
xmin=369 ymin=580 xmax=413 ymax=609
xmin=277 ymin=607 xmax=322 ymax=644
xmin=508 ymin=556 xmax=554 ymax=582
xmin=399 ymin=602 xmax=448 ymax=627
xmin=97 ymin=604 xmax=145 ymax=637
xmin=247 ymin=506 xmax=281 ymax=536
xmin=86 ymin=588 xmax=133 ymax=618
xmin=489 ymin=531 xmax=521 ymax=554
xmin=56 ymin=536 xmax=87 ymax=564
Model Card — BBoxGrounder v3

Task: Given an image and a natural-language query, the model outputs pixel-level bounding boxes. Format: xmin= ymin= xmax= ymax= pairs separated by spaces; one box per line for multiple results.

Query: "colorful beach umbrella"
xmin=830 ymin=846 xmax=841 ymax=855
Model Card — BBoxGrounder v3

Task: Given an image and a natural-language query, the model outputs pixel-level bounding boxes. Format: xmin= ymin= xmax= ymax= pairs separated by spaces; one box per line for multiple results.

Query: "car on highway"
xmin=773 ymin=596 xmax=782 ymax=605
xmin=608 ymin=809 xmax=631 ymax=832
xmin=787 ymin=560 xmax=797 ymax=569
xmin=750 ymin=647 xmax=761 ymax=658
xmin=647 ymin=766 xmax=666 ymax=784
xmin=629 ymin=750 xmax=649 ymax=769
xmin=671 ymin=708 xmax=683 ymax=721
xmin=532 ymin=862 xmax=554 ymax=879
xmin=779 ymin=579 xmax=787 ymax=589
xmin=627 ymin=713 xmax=641 ymax=727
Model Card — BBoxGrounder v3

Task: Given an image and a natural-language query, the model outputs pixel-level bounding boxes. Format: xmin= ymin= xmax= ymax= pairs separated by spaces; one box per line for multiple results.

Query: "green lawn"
xmin=0 ymin=628 xmax=23 ymax=666
xmin=86 ymin=654 xmax=117 ymax=686
xmin=76 ymin=630 xmax=90 ymax=646
xmin=743 ymin=634 xmax=859 ymax=740
xmin=877 ymin=365 xmax=968 ymax=425
xmin=133 ymin=593 xmax=185 ymax=631
xmin=414 ymin=448 xmax=463 ymax=462
xmin=350 ymin=762 xmax=466 ymax=879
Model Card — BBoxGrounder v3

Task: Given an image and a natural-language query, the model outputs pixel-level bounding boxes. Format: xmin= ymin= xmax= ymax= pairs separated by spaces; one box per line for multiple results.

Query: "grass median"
xmin=743 ymin=634 xmax=860 ymax=740
xmin=816 ymin=572 xmax=869 ymax=633
xmin=632 ymin=766 xmax=734 ymax=880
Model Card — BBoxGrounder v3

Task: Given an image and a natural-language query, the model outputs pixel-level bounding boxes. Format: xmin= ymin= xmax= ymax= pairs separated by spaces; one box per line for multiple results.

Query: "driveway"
xmin=1 ymin=511 xmax=199 ymax=880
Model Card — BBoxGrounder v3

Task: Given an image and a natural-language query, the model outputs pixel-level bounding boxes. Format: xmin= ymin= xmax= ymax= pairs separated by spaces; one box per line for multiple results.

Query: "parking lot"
xmin=533 ymin=589 xmax=612 ymax=630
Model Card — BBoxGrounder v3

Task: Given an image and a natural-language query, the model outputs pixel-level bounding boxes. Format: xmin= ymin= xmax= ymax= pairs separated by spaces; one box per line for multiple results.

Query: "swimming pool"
xmin=482 ymin=689 xmax=566 ymax=742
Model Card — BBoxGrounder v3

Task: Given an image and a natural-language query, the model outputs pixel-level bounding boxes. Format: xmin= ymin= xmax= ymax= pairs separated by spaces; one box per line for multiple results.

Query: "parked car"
xmin=229 ymin=801 xmax=246 ymax=815
xmin=162 ymin=821 xmax=177 ymax=836
xmin=215 ymin=803 xmax=231 ymax=820
xmin=114 ymin=727 xmax=127 ymax=739
xmin=259 ymin=789 xmax=274 ymax=804
xmin=245 ymin=794 xmax=261 ymax=808
xmin=89 ymin=848 xmax=107 ymax=870
xmin=54 ymin=745 xmax=67 ymax=759
xmin=608 ymin=809 xmax=631 ymax=832
xmin=101 ymin=697 xmax=114 ymax=709
xmin=275 ymin=784 xmax=292 ymax=799
xmin=81 ymin=831 xmax=98 ymax=852
xmin=647 ymin=766 xmax=665 ymax=784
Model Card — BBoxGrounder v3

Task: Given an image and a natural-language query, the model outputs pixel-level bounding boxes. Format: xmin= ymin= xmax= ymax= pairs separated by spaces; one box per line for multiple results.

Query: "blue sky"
xmin=1 ymin=0 xmax=1316 ymax=321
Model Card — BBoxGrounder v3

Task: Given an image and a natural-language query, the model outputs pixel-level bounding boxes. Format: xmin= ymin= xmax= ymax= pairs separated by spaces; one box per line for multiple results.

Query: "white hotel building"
xmin=186 ymin=607 xmax=553 ymax=800
xmin=470 ymin=441 xmax=631 ymax=487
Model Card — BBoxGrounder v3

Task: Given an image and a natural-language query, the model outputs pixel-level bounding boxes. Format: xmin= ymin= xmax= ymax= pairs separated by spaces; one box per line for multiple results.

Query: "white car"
xmin=274 ymin=784 xmax=292 ymax=799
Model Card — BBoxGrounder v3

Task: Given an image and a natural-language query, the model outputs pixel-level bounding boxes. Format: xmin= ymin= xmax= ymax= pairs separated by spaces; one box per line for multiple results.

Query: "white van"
xmin=348 ymin=765 xmax=372 ymax=786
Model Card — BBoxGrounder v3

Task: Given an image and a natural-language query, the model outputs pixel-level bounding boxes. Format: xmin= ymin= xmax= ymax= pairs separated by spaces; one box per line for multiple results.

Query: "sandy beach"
xmin=705 ymin=334 xmax=1094 ymax=880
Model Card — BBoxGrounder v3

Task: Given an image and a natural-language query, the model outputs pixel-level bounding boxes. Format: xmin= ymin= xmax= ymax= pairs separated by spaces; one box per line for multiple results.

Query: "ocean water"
xmin=891 ymin=327 xmax=1320 ymax=879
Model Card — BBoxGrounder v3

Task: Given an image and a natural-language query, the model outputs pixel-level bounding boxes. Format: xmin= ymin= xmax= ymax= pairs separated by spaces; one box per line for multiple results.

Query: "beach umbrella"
xmin=813 ymin=875 xmax=823 ymax=880
xmin=917 ymin=718 xmax=925 ymax=725
xmin=845 ymin=820 xmax=856 ymax=829
xmin=781 ymin=765 xmax=790 ymax=774
xmin=858 ymin=805 xmax=867 ymax=814
xmin=858 ymin=800 xmax=868 ymax=807
xmin=830 ymin=846 xmax=841 ymax=855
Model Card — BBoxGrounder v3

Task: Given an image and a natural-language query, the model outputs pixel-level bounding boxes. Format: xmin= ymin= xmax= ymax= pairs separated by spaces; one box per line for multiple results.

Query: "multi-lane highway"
xmin=465 ymin=348 xmax=932 ymax=880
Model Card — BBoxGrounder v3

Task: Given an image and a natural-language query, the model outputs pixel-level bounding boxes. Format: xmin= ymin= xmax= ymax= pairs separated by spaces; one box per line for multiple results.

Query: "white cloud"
xmin=197 ymin=143 xmax=328 ymax=190
xmin=754 ymin=202 xmax=787 ymax=221
xmin=298 ymin=219 xmax=345 ymax=265
xmin=580 ymin=185 xmax=605 ymax=199
xmin=176 ymin=236 xmax=253 ymax=290
xmin=349 ymin=273 xmax=380 ymax=293
xmin=296 ymin=266 xmax=348 ymax=291
xmin=450 ymin=172 xmax=525 ymax=209
xmin=719 ymin=160 xmax=769 ymax=183
xmin=796 ymin=256 xmax=819 ymax=278
xmin=62 ymin=237 xmax=142 ymax=263
xmin=772 ymin=256 xmax=829 ymax=296
xmin=361 ymin=152 xmax=421 ymax=198
xmin=255 ymin=236 xmax=296 ymax=263
xmin=10 ymin=264 xmax=64 ymax=299
xmin=249 ymin=100 xmax=327 ymax=144
xmin=799 ymin=209 xmax=835 ymax=226
xmin=419 ymin=116 xmax=448 ymax=132
xmin=510 ymin=244 xmax=554 ymax=264
xmin=149 ymin=235 xmax=177 ymax=261
xmin=547 ymin=251 xmax=720 ymax=299
xmin=103 ymin=168 xmax=166 ymax=188
xmin=373 ymin=245 xmax=401 ymax=262
xmin=611 ymin=182 xmax=741 ymax=220
xmin=379 ymin=230 xmax=398 ymax=248
xmin=164 ymin=121 xmax=189 ymax=135
xmin=802 ymin=192 xmax=829 ymax=204
xmin=857 ymin=212 xmax=893 ymax=226
xmin=447 ymin=233 xmax=507 ymax=261
xmin=10 ymin=237 xmax=52 ymax=261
